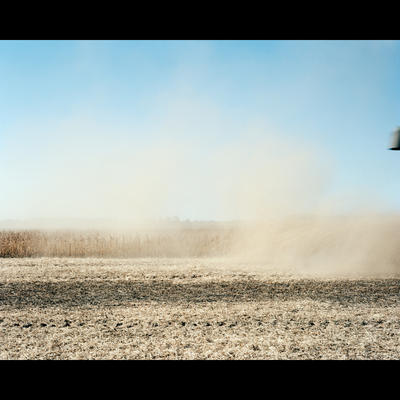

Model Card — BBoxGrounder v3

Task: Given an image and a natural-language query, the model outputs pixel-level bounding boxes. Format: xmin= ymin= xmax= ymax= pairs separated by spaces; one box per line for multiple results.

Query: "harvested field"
xmin=1 ymin=257 xmax=399 ymax=359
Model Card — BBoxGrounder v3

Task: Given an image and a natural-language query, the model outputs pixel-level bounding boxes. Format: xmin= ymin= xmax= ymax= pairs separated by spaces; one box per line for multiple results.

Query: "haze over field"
xmin=1 ymin=40 xmax=400 ymax=275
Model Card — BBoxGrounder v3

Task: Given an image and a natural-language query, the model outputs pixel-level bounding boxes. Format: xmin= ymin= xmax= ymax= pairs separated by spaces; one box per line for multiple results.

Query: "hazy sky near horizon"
xmin=1 ymin=40 xmax=400 ymax=222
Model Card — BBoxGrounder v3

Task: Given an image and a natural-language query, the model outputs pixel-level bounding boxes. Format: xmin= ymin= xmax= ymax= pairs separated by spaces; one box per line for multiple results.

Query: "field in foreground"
xmin=1 ymin=258 xmax=400 ymax=359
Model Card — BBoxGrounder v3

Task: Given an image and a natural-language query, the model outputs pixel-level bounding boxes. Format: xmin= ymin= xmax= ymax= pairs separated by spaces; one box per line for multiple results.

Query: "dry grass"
xmin=1 ymin=257 xmax=399 ymax=360
xmin=0 ymin=229 xmax=234 ymax=258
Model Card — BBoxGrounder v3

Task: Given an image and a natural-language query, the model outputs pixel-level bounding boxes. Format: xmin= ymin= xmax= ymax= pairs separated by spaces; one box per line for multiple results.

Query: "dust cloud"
xmin=3 ymin=116 xmax=400 ymax=276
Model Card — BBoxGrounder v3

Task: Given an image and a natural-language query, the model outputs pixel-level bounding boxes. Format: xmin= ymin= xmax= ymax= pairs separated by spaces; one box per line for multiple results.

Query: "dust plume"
xmin=208 ymin=136 xmax=400 ymax=277
xmin=2 ymin=111 xmax=400 ymax=276
xmin=227 ymin=214 xmax=400 ymax=277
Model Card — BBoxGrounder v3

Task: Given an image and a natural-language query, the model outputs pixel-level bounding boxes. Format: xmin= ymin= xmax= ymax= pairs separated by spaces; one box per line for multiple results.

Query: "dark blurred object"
xmin=389 ymin=127 xmax=400 ymax=150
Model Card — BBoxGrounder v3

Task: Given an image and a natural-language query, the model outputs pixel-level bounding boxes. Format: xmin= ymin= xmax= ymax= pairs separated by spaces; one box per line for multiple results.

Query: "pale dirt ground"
xmin=1 ymin=257 xmax=399 ymax=359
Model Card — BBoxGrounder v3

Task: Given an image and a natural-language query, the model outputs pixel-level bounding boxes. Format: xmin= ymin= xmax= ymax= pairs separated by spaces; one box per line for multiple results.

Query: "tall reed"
xmin=0 ymin=229 xmax=235 ymax=258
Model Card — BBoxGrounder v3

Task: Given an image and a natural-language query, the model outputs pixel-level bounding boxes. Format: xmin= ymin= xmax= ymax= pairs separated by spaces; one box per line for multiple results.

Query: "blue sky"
xmin=1 ymin=40 xmax=400 ymax=221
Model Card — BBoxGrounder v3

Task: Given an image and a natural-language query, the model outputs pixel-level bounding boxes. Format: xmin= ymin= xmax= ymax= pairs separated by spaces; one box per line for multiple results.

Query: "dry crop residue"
xmin=1 ymin=258 xmax=399 ymax=359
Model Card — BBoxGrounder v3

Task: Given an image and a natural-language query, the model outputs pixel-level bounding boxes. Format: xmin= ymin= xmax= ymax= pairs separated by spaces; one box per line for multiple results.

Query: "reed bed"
xmin=0 ymin=229 xmax=235 ymax=258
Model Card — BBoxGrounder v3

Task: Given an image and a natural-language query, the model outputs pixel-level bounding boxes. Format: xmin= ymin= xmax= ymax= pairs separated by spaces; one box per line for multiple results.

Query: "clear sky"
xmin=1 ymin=40 xmax=400 ymax=222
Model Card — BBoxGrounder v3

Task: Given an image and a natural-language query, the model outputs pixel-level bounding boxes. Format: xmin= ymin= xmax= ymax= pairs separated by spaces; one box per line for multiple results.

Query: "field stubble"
xmin=1 ymin=257 xmax=399 ymax=359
